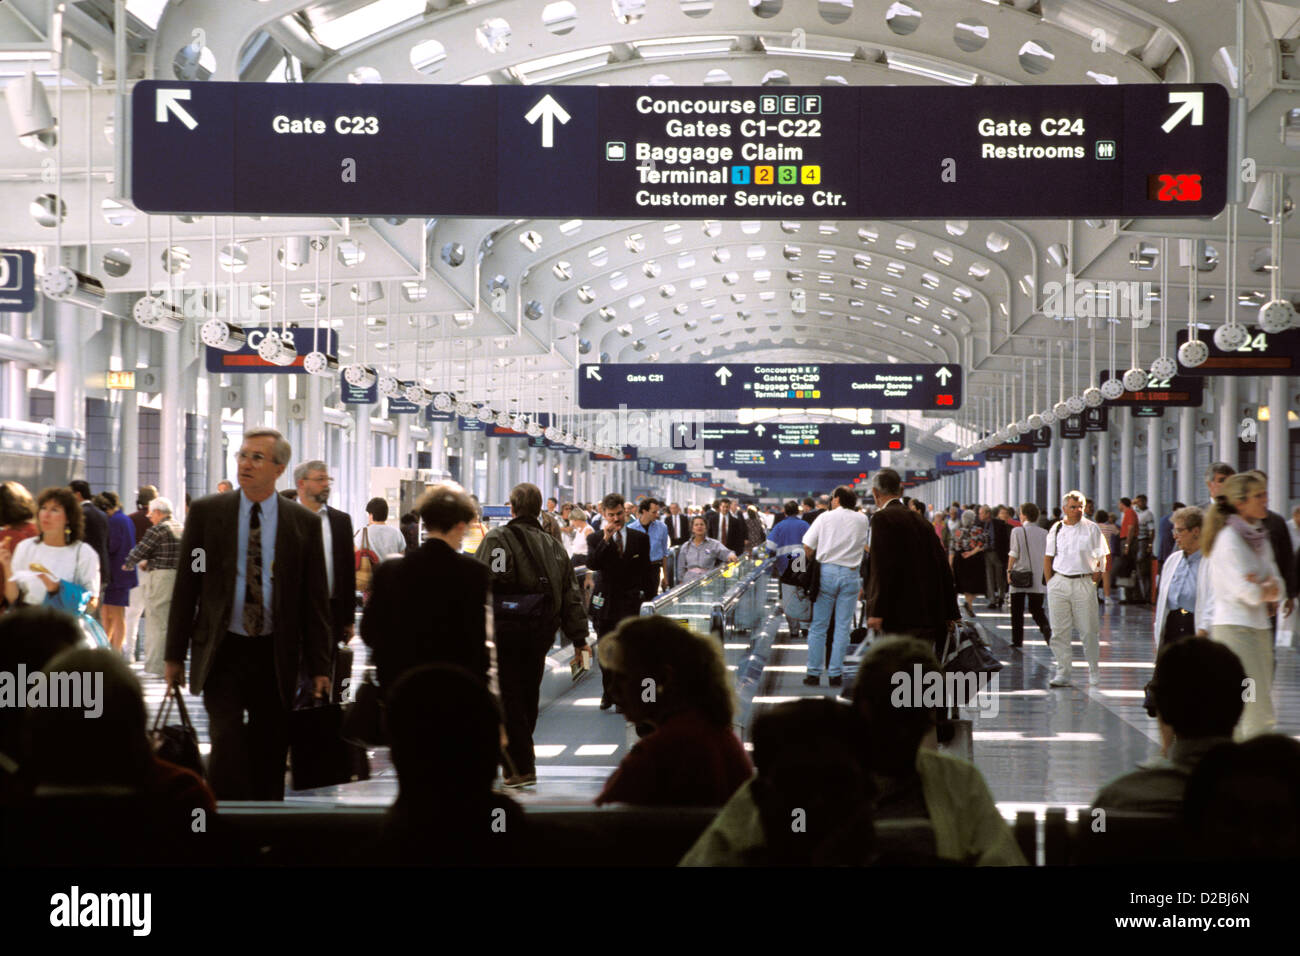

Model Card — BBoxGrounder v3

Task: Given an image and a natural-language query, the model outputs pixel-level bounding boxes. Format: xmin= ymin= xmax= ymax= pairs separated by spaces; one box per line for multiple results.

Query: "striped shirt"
xmin=125 ymin=518 xmax=183 ymax=571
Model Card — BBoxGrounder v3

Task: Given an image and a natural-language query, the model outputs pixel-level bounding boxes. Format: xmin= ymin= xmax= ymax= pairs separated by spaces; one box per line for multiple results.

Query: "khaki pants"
xmin=1046 ymin=574 xmax=1099 ymax=680
xmin=124 ymin=571 xmax=148 ymax=658
xmin=1210 ymin=623 xmax=1275 ymax=740
xmin=143 ymin=567 xmax=176 ymax=678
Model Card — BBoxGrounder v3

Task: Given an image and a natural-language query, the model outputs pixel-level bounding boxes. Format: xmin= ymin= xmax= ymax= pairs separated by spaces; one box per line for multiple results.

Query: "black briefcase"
xmin=288 ymin=698 xmax=370 ymax=791
xmin=149 ymin=682 xmax=205 ymax=778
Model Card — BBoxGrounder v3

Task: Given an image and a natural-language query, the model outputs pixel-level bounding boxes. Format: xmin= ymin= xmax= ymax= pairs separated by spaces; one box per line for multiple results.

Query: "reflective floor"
xmin=135 ymin=586 xmax=1300 ymax=816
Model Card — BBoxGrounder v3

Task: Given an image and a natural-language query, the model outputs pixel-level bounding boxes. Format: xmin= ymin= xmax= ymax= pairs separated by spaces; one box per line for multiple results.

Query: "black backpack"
xmin=491 ymin=525 xmax=557 ymax=640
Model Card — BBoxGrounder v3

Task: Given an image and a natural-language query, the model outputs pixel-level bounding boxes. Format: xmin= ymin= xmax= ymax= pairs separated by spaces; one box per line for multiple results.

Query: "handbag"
xmin=492 ymin=525 xmax=556 ymax=639
xmin=1143 ymin=608 xmax=1196 ymax=717
xmin=354 ymin=527 xmax=380 ymax=593
xmin=1009 ymin=527 xmax=1035 ymax=589
xmin=940 ymin=620 xmax=1002 ymax=675
xmin=149 ymin=682 xmax=205 ymax=778
xmin=289 ymin=697 xmax=370 ymax=791
xmin=341 ymin=666 xmax=387 ymax=746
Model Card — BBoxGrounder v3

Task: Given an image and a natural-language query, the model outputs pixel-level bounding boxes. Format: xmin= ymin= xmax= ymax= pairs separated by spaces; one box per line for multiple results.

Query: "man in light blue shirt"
xmin=630 ymin=498 xmax=669 ymax=595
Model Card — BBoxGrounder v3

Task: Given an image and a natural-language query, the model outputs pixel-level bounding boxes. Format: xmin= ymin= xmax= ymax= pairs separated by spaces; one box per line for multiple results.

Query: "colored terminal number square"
xmin=731 ymin=165 xmax=751 ymax=185
xmin=801 ymin=165 xmax=821 ymax=184
xmin=778 ymin=166 xmax=797 ymax=185
xmin=754 ymin=165 xmax=774 ymax=185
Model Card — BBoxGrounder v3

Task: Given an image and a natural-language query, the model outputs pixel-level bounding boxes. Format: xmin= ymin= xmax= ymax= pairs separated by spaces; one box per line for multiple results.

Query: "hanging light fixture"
xmin=1258 ymin=173 xmax=1297 ymax=333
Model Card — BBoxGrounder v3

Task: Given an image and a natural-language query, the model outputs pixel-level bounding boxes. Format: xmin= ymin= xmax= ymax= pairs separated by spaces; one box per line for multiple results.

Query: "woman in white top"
xmin=0 ymin=485 xmax=101 ymax=611
xmin=1200 ymin=473 xmax=1282 ymax=739
xmin=565 ymin=508 xmax=590 ymax=566
xmin=677 ymin=517 xmax=736 ymax=584
xmin=1005 ymin=502 xmax=1051 ymax=648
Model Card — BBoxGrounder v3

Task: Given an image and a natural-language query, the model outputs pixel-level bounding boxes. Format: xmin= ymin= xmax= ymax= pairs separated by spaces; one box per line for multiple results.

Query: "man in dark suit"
xmin=708 ymin=499 xmax=749 ymax=556
xmin=164 ymin=428 xmax=331 ymax=801
xmin=587 ymin=492 xmax=651 ymax=710
xmin=864 ymin=468 xmax=959 ymax=656
xmin=295 ymin=460 xmax=356 ymax=699
xmin=363 ymin=484 xmax=493 ymax=697
xmin=69 ymin=480 xmax=109 ymax=596
xmin=664 ymin=502 xmax=690 ymax=548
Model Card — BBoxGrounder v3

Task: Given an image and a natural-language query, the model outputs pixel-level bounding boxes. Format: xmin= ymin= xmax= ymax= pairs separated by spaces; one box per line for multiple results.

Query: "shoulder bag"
xmin=1008 ymin=526 xmax=1035 ymax=589
xmin=492 ymin=525 xmax=556 ymax=640
xmin=354 ymin=527 xmax=380 ymax=593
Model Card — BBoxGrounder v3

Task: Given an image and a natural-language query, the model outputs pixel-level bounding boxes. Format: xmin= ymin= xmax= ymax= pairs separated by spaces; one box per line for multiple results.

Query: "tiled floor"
xmin=135 ymin=591 xmax=1300 ymax=814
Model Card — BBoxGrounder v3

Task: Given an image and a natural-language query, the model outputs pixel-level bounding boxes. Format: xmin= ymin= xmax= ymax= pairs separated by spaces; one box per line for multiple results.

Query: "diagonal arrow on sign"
xmin=524 ymin=94 xmax=571 ymax=148
xmin=1161 ymin=91 xmax=1203 ymax=133
xmin=156 ymin=89 xmax=198 ymax=130
xmin=585 ymin=366 xmax=602 ymax=381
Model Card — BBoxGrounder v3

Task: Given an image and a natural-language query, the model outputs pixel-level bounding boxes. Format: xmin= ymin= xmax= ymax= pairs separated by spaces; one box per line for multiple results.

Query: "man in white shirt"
xmin=1044 ymin=490 xmax=1110 ymax=687
xmin=801 ymin=485 xmax=870 ymax=688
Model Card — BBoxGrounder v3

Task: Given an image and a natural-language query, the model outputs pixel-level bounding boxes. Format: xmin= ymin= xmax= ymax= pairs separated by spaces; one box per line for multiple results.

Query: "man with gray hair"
xmin=122 ymin=496 xmax=183 ymax=678
xmin=295 ymin=459 xmax=356 ymax=652
xmin=165 ymin=427 xmax=331 ymax=800
xmin=1043 ymin=490 xmax=1110 ymax=687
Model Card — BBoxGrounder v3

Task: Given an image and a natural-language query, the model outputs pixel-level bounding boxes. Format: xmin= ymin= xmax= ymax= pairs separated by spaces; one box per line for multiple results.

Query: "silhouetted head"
xmin=387 ymin=664 xmax=501 ymax=796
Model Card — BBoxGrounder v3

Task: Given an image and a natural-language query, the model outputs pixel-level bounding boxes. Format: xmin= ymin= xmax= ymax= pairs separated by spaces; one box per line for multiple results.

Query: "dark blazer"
xmin=586 ymin=526 xmax=651 ymax=626
xmin=80 ymin=501 xmax=110 ymax=590
xmin=864 ymin=499 xmax=959 ymax=632
xmin=665 ymin=512 xmax=690 ymax=547
xmin=707 ymin=512 xmax=748 ymax=556
xmin=324 ymin=505 xmax=356 ymax=638
xmin=1262 ymin=510 xmax=1298 ymax=600
xmin=164 ymin=491 xmax=331 ymax=708
xmin=361 ymin=538 xmax=491 ymax=693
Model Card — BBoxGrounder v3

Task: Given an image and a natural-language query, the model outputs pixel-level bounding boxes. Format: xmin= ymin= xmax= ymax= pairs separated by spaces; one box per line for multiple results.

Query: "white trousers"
xmin=123 ymin=570 xmax=148 ymax=657
xmin=1046 ymin=575 xmax=1099 ymax=679
xmin=1210 ymin=623 xmax=1275 ymax=740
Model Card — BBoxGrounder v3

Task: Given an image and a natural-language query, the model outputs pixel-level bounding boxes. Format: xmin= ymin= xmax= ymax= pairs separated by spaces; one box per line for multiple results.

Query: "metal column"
xmin=1077 ymin=432 xmax=1091 ymax=501
xmin=118 ymin=319 xmax=140 ymax=502
xmin=303 ymin=374 xmax=324 ymax=464
xmin=1045 ymin=443 xmax=1059 ymax=515
xmin=1145 ymin=417 xmax=1161 ymax=519
xmin=205 ymin=368 xmax=224 ymax=493
xmin=1097 ymin=430 xmax=1111 ymax=511
xmin=160 ymin=329 xmax=183 ymax=515
xmin=1177 ymin=407 xmax=1196 ymax=506
xmin=1120 ymin=411 xmax=1134 ymax=499
xmin=1060 ymin=434 xmax=1075 ymax=497
xmin=1267 ymin=376 xmax=1288 ymax=502
xmin=1216 ymin=377 xmax=1239 ymax=469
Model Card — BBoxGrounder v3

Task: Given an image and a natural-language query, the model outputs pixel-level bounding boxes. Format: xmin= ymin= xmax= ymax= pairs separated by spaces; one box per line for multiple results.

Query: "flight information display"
xmin=1175 ymin=328 xmax=1300 ymax=376
xmin=579 ymin=363 xmax=961 ymax=410
xmin=1101 ymin=370 xmax=1204 ymax=407
xmin=132 ymin=82 xmax=1227 ymax=219
xmin=713 ymin=448 xmax=879 ymax=469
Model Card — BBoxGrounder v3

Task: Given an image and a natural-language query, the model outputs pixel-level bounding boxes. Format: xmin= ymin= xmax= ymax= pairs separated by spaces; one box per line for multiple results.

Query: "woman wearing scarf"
xmin=1200 ymin=473 xmax=1282 ymax=739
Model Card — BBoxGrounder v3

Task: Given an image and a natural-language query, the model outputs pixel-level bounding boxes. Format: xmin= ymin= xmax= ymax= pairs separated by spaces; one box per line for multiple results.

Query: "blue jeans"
xmin=806 ymin=563 xmax=859 ymax=677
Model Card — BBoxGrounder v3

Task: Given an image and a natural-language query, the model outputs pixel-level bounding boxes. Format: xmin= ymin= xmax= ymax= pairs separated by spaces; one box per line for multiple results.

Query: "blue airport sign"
xmin=132 ymin=82 xmax=1227 ymax=220
xmin=580 ymin=363 xmax=961 ymax=411
xmin=713 ymin=448 xmax=880 ymax=469
xmin=680 ymin=421 xmax=904 ymax=451
xmin=387 ymin=396 xmax=419 ymax=414
xmin=0 ymin=249 xmax=37 ymax=312
xmin=340 ymin=371 xmax=376 ymax=405
xmin=206 ymin=327 xmax=339 ymax=374
xmin=457 ymin=416 xmax=486 ymax=432
xmin=424 ymin=407 xmax=455 ymax=423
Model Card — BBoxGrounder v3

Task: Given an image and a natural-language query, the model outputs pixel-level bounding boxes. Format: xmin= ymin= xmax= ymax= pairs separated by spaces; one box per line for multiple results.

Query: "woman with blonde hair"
xmin=1199 ymin=473 xmax=1282 ymax=739
xmin=596 ymin=616 xmax=751 ymax=807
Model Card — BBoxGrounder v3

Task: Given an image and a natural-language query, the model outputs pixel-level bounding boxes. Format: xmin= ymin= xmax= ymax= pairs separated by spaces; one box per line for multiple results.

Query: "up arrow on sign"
xmin=524 ymin=94 xmax=570 ymax=148
xmin=715 ymin=367 xmax=732 ymax=386
xmin=935 ymin=367 xmax=953 ymax=386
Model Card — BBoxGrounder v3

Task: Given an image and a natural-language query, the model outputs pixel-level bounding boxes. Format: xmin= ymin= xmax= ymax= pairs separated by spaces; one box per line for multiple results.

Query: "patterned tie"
xmin=615 ymin=530 xmax=623 ymax=557
xmin=243 ymin=501 xmax=264 ymax=635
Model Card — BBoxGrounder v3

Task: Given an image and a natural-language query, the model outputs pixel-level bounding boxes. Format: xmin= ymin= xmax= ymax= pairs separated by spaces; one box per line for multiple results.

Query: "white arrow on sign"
xmin=524 ymin=94 xmax=571 ymax=148
xmin=891 ymin=423 xmax=901 ymax=433
xmin=1161 ymin=91 xmax=1203 ymax=133
xmin=935 ymin=367 xmax=953 ymax=385
xmin=753 ymin=424 xmax=765 ymax=436
xmin=773 ymin=449 xmax=782 ymax=459
xmin=586 ymin=366 xmax=602 ymax=381
xmin=715 ymin=366 xmax=732 ymax=386
xmin=156 ymin=89 xmax=198 ymax=130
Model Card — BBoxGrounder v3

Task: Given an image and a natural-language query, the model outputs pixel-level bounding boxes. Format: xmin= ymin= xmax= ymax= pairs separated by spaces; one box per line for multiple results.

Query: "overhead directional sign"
xmin=1101 ymin=370 xmax=1204 ymax=408
xmin=204 ymin=327 xmax=339 ymax=374
xmin=0 ymin=249 xmax=37 ymax=312
xmin=579 ymin=363 xmax=962 ymax=410
xmin=675 ymin=421 xmax=903 ymax=452
xmin=714 ymin=448 xmax=880 ymax=469
xmin=1057 ymin=415 xmax=1086 ymax=440
xmin=935 ymin=452 xmax=986 ymax=470
xmin=1083 ymin=407 xmax=1109 ymax=432
xmin=131 ymin=82 xmax=1227 ymax=219
xmin=1175 ymin=327 xmax=1300 ymax=376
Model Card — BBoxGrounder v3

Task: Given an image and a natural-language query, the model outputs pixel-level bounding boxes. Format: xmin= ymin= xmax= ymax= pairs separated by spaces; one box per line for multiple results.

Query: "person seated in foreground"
xmin=1183 ymin=734 xmax=1300 ymax=861
xmin=372 ymin=663 xmax=527 ymax=865
xmin=0 ymin=607 xmax=83 ymax=803
xmin=681 ymin=636 xmax=1024 ymax=866
xmin=596 ymin=616 xmax=752 ymax=808
xmin=1091 ymin=637 xmax=1244 ymax=814
xmin=8 ymin=647 xmax=216 ymax=864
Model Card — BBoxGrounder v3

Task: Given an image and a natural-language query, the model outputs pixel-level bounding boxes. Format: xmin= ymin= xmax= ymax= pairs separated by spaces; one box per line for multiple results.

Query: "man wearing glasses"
xmin=165 ymin=428 xmax=331 ymax=800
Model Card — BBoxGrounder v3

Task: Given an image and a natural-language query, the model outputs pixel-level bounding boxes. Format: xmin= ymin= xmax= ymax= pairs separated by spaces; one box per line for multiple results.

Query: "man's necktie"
xmin=243 ymin=501 xmax=264 ymax=635
xmin=615 ymin=531 xmax=623 ymax=557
